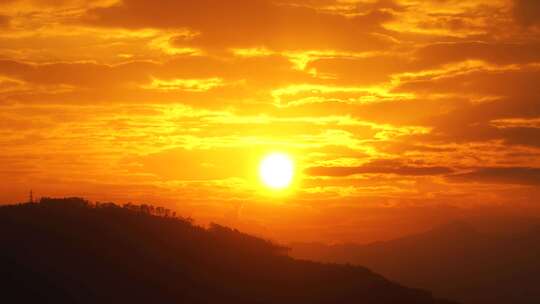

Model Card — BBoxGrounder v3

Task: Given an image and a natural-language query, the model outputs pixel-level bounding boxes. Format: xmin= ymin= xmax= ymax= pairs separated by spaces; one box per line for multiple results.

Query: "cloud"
xmin=448 ymin=167 xmax=540 ymax=186
xmin=415 ymin=42 xmax=540 ymax=66
xmin=513 ymin=0 xmax=540 ymax=26
xmin=491 ymin=118 xmax=540 ymax=129
xmin=305 ymin=41 xmax=540 ymax=89
xmin=0 ymin=54 xmax=308 ymax=88
xmin=82 ymin=0 xmax=396 ymax=52
xmin=0 ymin=15 xmax=9 ymax=27
xmin=307 ymin=54 xmax=411 ymax=86
xmin=0 ymin=55 xmax=315 ymax=106
xmin=307 ymin=159 xmax=454 ymax=177
xmin=401 ymin=91 xmax=540 ymax=148
xmin=0 ymin=59 xmax=155 ymax=88
xmin=396 ymin=65 xmax=540 ymax=97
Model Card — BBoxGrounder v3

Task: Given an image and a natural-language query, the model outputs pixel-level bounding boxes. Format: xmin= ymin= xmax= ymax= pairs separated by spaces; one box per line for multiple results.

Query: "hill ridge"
xmin=0 ymin=197 xmax=457 ymax=304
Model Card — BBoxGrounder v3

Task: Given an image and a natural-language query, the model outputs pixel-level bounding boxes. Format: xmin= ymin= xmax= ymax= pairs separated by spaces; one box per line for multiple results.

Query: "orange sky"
xmin=1 ymin=0 xmax=540 ymax=243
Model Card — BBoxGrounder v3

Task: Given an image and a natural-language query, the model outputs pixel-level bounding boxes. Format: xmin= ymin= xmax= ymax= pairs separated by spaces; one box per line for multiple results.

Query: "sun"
xmin=259 ymin=153 xmax=295 ymax=190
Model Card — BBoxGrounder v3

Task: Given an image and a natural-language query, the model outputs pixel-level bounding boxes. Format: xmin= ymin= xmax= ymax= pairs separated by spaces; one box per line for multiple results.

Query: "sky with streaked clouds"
xmin=1 ymin=0 xmax=540 ymax=243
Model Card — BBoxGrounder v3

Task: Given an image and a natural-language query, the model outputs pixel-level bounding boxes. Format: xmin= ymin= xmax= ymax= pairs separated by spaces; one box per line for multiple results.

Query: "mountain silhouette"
xmin=0 ymin=197 xmax=457 ymax=304
xmin=291 ymin=219 xmax=540 ymax=304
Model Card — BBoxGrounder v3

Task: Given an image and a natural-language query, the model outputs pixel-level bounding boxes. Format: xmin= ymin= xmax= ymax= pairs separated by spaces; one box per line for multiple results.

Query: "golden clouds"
xmin=271 ymin=83 xmax=414 ymax=107
xmin=82 ymin=0 xmax=396 ymax=53
xmin=143 ymin=77 xmax=226 ymax=92
xmin=491 ymin=118 xmax=540 ymax=129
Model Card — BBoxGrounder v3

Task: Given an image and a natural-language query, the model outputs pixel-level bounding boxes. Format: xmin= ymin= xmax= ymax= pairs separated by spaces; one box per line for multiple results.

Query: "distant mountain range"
xmin=0 ymin=198 xmax=456 ymax=304
xmin=291 ymin=217 xmax=540 ymax=304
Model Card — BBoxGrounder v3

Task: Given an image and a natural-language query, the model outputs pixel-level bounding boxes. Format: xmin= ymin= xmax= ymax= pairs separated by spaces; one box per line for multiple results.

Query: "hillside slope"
xmin=291 ymin=220 xmax=540 ymax=304
xmin=0 ymin=198 xmax=456 ymax=304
